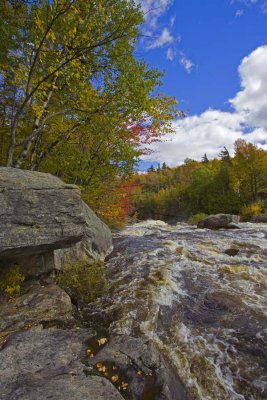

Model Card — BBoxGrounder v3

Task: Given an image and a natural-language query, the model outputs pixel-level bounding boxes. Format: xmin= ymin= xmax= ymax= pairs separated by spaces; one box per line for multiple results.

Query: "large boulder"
xmin=197 ymin=214 xmax=240 ymax=230
xmin=0 ymin=168 xmax=85 ymax=259
xmin=0 ymin=327 xmax=124 ymax=400
xmin=59 ymin=201 xmax=113 ymax=265
xmin=0 ymin=168 xmax=112 ymax=276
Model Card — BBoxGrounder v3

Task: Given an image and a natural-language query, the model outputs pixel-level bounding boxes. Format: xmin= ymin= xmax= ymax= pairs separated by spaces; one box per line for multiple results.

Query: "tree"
xmin=0 ymin=0 xmax=181 ymax=226
xmin=148 ymin=165 xmax=155 ymax=172
xmin=230 ymin=139 xmax=267 ymax=202
xmin=219 ymin=146 xmax=231 ymax=164
xmin=0 ymin=0 xmax=178 ymax=171
xmin=202 ymin=153 xmax=209 ymax=163
xmin=162 ymin=162 xmax=168 ymax=169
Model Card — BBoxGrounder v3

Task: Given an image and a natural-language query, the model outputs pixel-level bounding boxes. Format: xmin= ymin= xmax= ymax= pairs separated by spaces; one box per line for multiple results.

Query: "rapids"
xmin=94 ymin=221 xmax=267 ymax=399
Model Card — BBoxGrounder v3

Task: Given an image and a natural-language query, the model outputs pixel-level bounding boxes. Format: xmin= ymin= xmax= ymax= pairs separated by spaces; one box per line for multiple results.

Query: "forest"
xmin=130 ymin=139 xmax=267 ymax=224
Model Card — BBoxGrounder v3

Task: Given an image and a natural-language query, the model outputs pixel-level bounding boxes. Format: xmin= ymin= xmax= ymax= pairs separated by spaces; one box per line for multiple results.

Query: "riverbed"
xmin=95 ymin=221 xmax=267 ymax=400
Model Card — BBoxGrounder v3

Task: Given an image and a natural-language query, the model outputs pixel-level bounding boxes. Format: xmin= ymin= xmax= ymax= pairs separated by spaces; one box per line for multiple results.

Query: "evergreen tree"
xmin=202 ymin=153 xmax=209 ymax=163
xmin=148 ymin=165 xmax=155 ymax=172
xmin=162 ymin=162 xmax=168 ymax=169
xmin=219 ymin=147 xmax=231 ymax=164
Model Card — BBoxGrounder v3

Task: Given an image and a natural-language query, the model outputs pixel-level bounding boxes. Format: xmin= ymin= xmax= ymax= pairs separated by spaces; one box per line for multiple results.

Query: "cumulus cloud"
xmin=230 ymin=45 xmax=267 ymax=127
xmin=144 ymin=45 xmax=267 ymax=166
xmin=147 ymin=28 xmax=174 ymax=49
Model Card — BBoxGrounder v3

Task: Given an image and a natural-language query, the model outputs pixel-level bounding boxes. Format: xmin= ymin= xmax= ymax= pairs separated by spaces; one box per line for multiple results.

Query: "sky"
xmin=136 ymin=0 xmax=267 ymax=169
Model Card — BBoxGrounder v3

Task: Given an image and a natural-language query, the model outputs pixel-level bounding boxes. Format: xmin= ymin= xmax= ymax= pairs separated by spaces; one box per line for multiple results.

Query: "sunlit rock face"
xmin=0 ymin=168 xmax=112 ymax=277
xmin=0 ymin=168 xmax=85 ymax=258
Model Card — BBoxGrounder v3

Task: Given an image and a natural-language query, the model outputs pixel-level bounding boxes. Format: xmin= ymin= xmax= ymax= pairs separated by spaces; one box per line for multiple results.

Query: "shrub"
xmin=241 ymin=202 xmax=262 ymax=221
xmin=188 ymin=213 xmax=208 ymax=225
xmin=57 ymin=261 xmax=107 ymax=303
xmin=0 ymin=266 xmax=25 ymax=299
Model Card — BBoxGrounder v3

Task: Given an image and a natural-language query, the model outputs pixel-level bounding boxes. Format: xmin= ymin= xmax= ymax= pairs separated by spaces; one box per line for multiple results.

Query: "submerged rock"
xmin=87 ymin=335 xmax=187 ymax=400
xmin=197 ymin=214 xmax=240 ymax=230
xmin=224 ymin=248 xmax=240 ymax=257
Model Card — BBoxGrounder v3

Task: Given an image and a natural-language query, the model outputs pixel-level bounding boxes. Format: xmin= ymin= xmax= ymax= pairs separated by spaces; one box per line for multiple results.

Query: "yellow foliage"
xmin=0 ymin=266 xmax=25 ymax=299
xmin=241 ymin=202 xmax=262 ymax=220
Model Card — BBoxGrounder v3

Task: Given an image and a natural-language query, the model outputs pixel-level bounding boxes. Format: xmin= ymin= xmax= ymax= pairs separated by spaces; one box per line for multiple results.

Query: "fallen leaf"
xmin=111 ymin=375 xmax=119 ymax=383
xmin=98 ymin=337 xmax=108 ymax=346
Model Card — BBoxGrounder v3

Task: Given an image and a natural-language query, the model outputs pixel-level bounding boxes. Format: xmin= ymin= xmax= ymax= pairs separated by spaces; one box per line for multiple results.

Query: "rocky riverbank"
xmin=0 ymin=168 xmax=186 ymax=400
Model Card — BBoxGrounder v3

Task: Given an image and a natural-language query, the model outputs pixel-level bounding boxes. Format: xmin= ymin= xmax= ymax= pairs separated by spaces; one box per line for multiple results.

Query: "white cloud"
xmin=147 ymin=28 xmax=174 ymax=49
xmin=137 ymin=0 xmax=174 ymax=27
xmin=166 ymin=47 xmax=176 ymax=61
xmin=170 ymin=14 xmax=176 ymax=26
xmin=230 ymin=45 xmax=267 ymax=127
xmin=235 ymin=9 xmax=244 ymax=16
xmin=179 ymin=53 xmax=194 ymax=73
xmin=144 ymin=45 xmax=267 ymax=166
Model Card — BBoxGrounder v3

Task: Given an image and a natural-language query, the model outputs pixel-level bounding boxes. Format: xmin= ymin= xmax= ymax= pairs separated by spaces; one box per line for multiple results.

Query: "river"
xmin=93 ymin=220 xmax=267 ymax=400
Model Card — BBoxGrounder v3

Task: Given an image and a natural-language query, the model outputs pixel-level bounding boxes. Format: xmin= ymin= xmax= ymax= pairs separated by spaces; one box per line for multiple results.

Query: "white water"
xmin=100 ymin=221 xmax=267 ymax=399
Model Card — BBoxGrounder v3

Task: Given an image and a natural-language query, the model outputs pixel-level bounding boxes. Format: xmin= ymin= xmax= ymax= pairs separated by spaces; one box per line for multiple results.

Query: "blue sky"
xmin=136 ymin=0 xmax=267 ymax=168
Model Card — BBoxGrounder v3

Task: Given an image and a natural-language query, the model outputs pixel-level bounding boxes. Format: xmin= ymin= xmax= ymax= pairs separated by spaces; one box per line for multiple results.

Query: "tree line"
xmin=130 ymin=139 xmax=267 ymax=222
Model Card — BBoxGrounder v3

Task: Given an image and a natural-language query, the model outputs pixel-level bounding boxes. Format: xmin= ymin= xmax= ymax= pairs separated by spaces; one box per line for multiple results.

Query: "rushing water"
xmin=95 ymin=221 xmax=267 ymax=399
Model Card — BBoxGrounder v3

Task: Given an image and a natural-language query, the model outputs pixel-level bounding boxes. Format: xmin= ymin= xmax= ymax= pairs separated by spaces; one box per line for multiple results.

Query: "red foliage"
xmin=123 ymin=120 xmax=162 ymax=155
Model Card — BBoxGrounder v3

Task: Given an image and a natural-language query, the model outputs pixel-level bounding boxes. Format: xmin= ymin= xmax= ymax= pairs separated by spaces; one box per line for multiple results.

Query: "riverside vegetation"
xmin=130 ymin=140 xmax=267 ymax=223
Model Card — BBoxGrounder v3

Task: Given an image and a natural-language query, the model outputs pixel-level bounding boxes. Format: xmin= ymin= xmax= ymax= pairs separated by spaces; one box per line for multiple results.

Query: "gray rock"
xmin=197 ymin=214 xmax=240 ymax=230
xmin=0 ymin=168 xmax=85 ymax=259
xmin=0 ymin=168 xmax=112 ymax=277
xmin=0 ymin=282 xmax=72 ymax=332
xmin=59 ymin=201 xmax=113 ymax=265
xmin=224 ymin=248 xmax=239 ymax=257
xmin=88 ymin=335 xmax=187 ymax=400
xmin=251 ymin=214 xmax=267 ymax=223
xmin=0 ymin=327 xmax=123 ymax=400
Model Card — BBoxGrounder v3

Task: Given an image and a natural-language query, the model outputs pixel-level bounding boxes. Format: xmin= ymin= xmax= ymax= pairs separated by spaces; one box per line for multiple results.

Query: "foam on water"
xmin=103 ymin=221 xmax=267 ymax=399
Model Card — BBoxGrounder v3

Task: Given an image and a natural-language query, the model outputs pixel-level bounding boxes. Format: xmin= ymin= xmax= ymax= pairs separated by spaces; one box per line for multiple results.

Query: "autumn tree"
xmin=231 ymin=139 xmax=267 ymax=202
xmin=0 ymin=0 xmax=180 ymax=225
xmin=0 ymin=0 xmax=178 ymax=172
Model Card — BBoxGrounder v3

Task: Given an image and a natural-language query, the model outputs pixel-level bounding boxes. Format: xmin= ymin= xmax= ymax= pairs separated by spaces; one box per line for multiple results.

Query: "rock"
xmin=0 ymin=327 xmax=123 ymax=400
xmin=0 ymin=168 xmax=112 ymax=277
xmin=88 ymin=335 xmax=187 ymax=400
xmin=224 ymin=248 xmax=239 ymax=257
xmin=0 ymin=282 xmax=72 ymax=332
xmin=251 ymin=214 xmax=267 ymax=223
xmin=197 ymin=214 xmax=240 ymax=230
xmin=0 ymin=168 xmax=85 ymax=259
xmin=59 ymin=201 xmax=113 ymax=265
